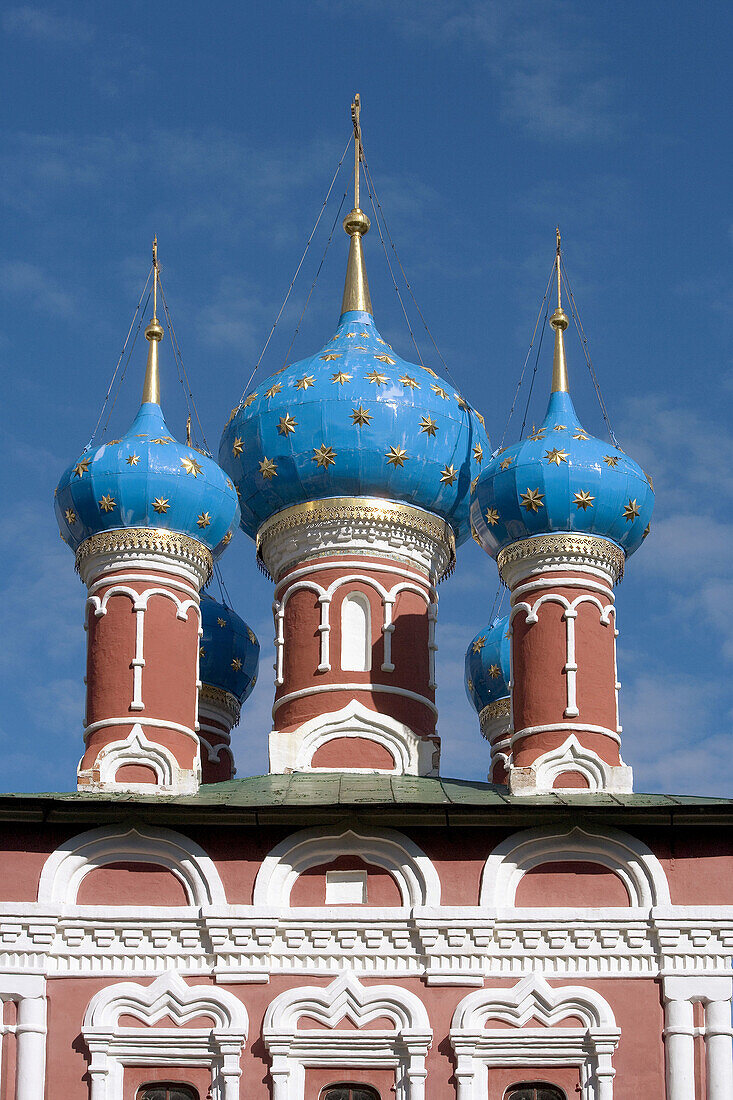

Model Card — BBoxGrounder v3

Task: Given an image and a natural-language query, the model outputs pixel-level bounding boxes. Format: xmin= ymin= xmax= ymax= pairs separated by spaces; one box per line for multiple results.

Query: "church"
xmin=1 ymin=98 xmax=731 ymax=1100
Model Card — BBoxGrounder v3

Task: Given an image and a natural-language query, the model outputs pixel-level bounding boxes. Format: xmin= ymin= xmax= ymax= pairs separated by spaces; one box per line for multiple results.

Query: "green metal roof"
xmin=0 ymin=774 xmax=731 ymax=828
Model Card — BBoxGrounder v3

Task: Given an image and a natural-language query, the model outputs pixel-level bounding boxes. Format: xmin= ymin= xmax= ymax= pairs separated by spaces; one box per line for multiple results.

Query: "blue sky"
xmin=0 ymin=1 xmax=731 ymax=794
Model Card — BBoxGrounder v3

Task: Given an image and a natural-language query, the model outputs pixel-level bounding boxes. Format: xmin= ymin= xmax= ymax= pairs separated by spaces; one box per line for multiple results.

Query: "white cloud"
xmin=3 ymin=6 xmax=93 ymax=45
xmin=0 ymin=261 xmax=76 ymax=318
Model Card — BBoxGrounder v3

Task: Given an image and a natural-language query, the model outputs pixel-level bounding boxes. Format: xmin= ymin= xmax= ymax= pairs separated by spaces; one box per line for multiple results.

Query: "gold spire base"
xmin=340 ymin=209 xmax=373 ymax=315
xmin=549 ymin=307 xmax=569 ymax=394
xmin=142 ymin=318 xmax=164 ymax=404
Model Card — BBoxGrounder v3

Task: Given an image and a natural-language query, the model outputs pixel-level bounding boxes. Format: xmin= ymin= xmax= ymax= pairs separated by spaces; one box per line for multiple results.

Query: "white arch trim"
xmin=269 ymin=699 xmax=435 ymax=776
xmin=82 ymin=970 xmax=247 ymax=1100
xmin=515 ymin=735 xmax=633 ymax=795
xmin=253 ymin=822 xmax=441 ymax=909
xmin=87 ymin=723 xmax=202 ymax=795
xmin=38 ymin=823 xmax=227 ymax=908
xmin=450 ymin=975 xmax=620 ymax=1100
xmin=263 ymin=970 xmax=431 ymax=1100
xmin=480 ymin=823 xmax=670 ymax=911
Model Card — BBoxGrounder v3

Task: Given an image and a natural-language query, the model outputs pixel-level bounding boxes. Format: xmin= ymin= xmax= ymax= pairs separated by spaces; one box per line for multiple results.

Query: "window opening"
xmin=137 ymin=1085 xmax=200 ymax=1100
xmin=505 ymin=1085 xmax=566 ymax=1100
xmin=321 ymin=1086 xmax=381 ymax=1100
xmin=341 ymin=592 xmax=372 ymax=671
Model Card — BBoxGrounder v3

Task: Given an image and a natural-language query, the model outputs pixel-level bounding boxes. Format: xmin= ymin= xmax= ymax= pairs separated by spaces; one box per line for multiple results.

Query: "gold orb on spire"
xmin=343 ymin=208 xmax=370 ymax=237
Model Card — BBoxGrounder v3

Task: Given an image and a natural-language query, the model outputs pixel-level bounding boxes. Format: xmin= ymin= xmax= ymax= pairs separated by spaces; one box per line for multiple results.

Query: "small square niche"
xmin=325 ymin=869 xmax=368 ymax=904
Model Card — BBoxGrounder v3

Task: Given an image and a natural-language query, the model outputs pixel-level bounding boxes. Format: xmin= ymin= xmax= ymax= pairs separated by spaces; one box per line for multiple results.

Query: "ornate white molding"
xmin=38 ymin=823 xmax=227 ymax=908
xmin=257 ymin=496 xmax=455 ymax=582
xmin=263 ymin=969 xmax=431 ymax=1100
xmin=498 ymin=533 xmax=625 ymax=587
xmin=480 ymin=824 xmax=670 ymax=910
xmin=77 ymin=528 xmax=213 ymax=586
xmin=450 ymin=974 xmax=620 ymax=1100
xmin=0 ymin=973 xmax=46 ymax=1100
xmin=253 ymin=823 xmax=441 ymax=909
xmin=82 ymin=970 xmax=247 ymax=1100
xmin=509 ymin=735 xmax=633 ymax=795
xmin=79 ymin=723 xmax=200 ymax=795
xmin=269 ymin=699 xmax=437 ymax=776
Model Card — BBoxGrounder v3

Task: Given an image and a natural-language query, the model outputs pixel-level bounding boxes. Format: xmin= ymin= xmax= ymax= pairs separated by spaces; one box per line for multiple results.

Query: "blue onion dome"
xmin=471 ymin=301 xmax=654 ymax=561
xmin=56 ymin=312 xmax=240 ymax=561
xmin=220 ymin=205 xmax=489 ymax=546
xmin=465 ymin=613 xmax=511 ymax=715
xmin=199 ymin=593 xmax=259 ymax=705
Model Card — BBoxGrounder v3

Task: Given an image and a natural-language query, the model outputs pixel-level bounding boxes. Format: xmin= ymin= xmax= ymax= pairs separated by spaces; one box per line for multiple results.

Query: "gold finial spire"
xmin=340 ymin=92 xmax=373 ymax=316
xmin=142 ymin=236 xmax=164 ymax=404
xmin=549 ymin=226 xmax=569 ymax=393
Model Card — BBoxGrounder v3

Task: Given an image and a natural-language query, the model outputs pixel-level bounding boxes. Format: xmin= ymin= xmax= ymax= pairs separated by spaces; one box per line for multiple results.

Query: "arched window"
xmin=341 ymin=592 xmax=372 ymax=672
xmin=505 ymin=1084 xmax=565 ymax=1100
xmin=321 ymin=1086 xmax=381 ymax=1100
xmin=137 ymin=1085 xmax=199 ymax=1100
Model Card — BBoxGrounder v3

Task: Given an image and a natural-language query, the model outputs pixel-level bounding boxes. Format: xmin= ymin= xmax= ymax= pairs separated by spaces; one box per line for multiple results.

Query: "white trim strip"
xmin=83 ymin=717 xmax=199 ymax=745
xmin=511 ymin=722 xmax=621 ymax=746
xmin=272 ymin=682 xmax=438 ymax=717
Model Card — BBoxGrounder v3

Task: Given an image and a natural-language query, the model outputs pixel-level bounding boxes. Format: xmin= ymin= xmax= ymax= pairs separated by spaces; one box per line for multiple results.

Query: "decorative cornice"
xmin=256 ymin=496 xmax=456 ymax=582
xmin=497 ymin=533 xmax=625 ymax=585
xmin=199 ymin=683 xmax=241 ymax=726
xmin=479 ymin=697 xmax=510 ymax=728
xmin=76 ymin=528 xmax=213 ymax=583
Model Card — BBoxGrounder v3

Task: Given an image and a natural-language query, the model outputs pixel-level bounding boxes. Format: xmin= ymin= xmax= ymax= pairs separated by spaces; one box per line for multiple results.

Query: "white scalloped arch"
xmin=480 ymin=823 xmax=670 ymax=910
xmin=38 ymin=823 xmax=226 ymax=908
xmin=253 ymin=823 xmax=441 ymax=908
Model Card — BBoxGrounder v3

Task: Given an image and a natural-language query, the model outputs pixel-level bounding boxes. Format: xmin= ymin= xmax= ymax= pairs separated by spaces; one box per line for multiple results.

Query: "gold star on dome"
xmin=470 ymin=475 xmax=479 ymax=492
xmin=152 ymin=497 xmax=170 ymax=514
xmin=217 ymin=617 xmax=227 ymax=628
xmin=545 ymin=447 xmax=569 ymax=465
xmin=231 ymin=657 xmax=243 ymax=671
xmin=64 ymin=508 xmax=76 ymax=524
xmin=136 ymin=434 xmax=148 ymax=438
xmin=440 ymin=464 xmax=458 ymax=485
xmin=520 ymin=488 xmax=545 ymax=512
xmin=354 ymin=345 xmax=367 ymax=351
xmin=431 ymin=384 xmax=449 ymax=400
xmin=98 ymin=494 xmax=116 ymax=513
xmin=604 ymin=454 xmax=620 ymax=467
xmin=366 ymin=369 xmax=389 ymax=386
xmin=350 ymin=405 xmax=372 ymax=427
xmin=472 ymin=636 xmax=486 ymax=653
xmin=126 ymin=454 xmax=140 ymax=465
xmin=500 ymin=456 xmax=514 ymax=470
xmin=386 ymin=445 xmax=408 ymax=468
xmin=485 ymin=508 xmax=500 ymax=526
xmin=197 ymin=511 xmax=211 ymax=528
xmin=108 ymin=439 xmax=121 ymax=445
xmin=376 ymin=337 xmax=390 ymax=346
xmin=331 ymin=371 xmax=352 ymax=385
xmin=419 ymin=415 xmax=438 ymax=437
xmin=181 ymin=456 xmax=203 ymax=477
xmin=222 ymin=530 xmax=233 ymax=545
xmin=320 ymin=353 xmax=341 ymax=362
xmin=646 ymin=472 xmax=654 ymax=490
xmin=232 ymin=437 xmax=244 ymax=456
xmin=473 ymin=410 xmax=486 ymax=427
xmin=573 ymin=431 xmax=589 ymax=440
xmin=359 ymin=331 xmax=370 ymax=337
xmin=295 ymin=375 xmax=315 ymax=390
xmin=72 ymin=457 xmax=91 ymax=478
xmin=264 ymin=382 xmax=283 ymax=399
xmin=573 ymin=490 xmax=595 ymax=510
xmin=313 ymin=444 xmax=336 ymax=468
xmin=473 ymin=443 xmax=484 ymax=464
xmin=455 ymin=394 xmax=470 ymax=411
xmin=421 ymin=365 xmax=438 ymax=378
xmin=642 ymin=523 xmax=651 ymax=540
xmin=225 ymin=408 xmax=237 ymax=426
xmin=623 ymin=498 xmax=641 ymax=522
xmin=243 ymin=392 xmax=258 ymax=409
xmin=467 ymin=677 xmax=474 ymax=691
xmin=488 ymin=663 xmax=502 ymax=679
xmin=226 ymin=478 xmax=233 ymax=489
xmin=199 ymin=646 xmax=205 ymax=658
xmin=247 ymin=627 xmax=257 ymax=644
xmin=553 ymin=424 xmax=567 ymax=431
xmin=400 ymin=375 xmax=420 ymax=389
xmin=277 ymin=414 xmax=298 ymax=436
xmin=259 ymin=457 xmax=278 ymax=479
xmin=344 ymin=331 xmax=357 ymax=338
xmin=528 ymin=426 xmax=546 ymax=441
xmin=471 ymin=525 xmax=481 ymax=545
xmin=151 ymin=437 xmax=173 ymax=445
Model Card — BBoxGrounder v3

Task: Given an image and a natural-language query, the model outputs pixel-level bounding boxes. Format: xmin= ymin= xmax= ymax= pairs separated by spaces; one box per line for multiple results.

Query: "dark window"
xmin=321 ymin=1086 xmax=381 ymax=1100
xmin=506 ymin=1085 xmax=566 ymax=1100
xmin=137 ymin=1086 xmax=199 ymax=1100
